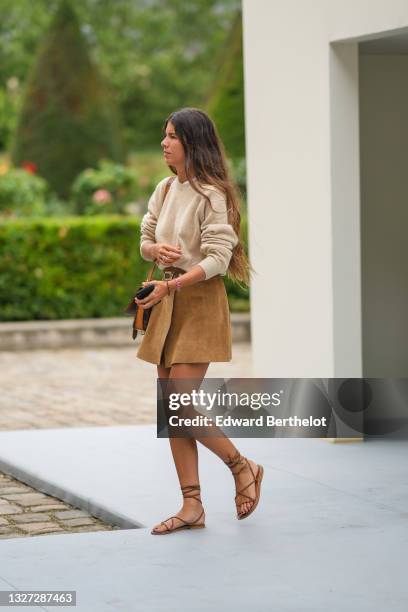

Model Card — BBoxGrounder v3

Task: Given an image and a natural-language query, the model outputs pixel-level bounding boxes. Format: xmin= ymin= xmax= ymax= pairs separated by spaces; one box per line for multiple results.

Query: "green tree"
xmin=0 ymin=0 xmax=241 ymax=151
xmin=11 ymin=0 xmax=124 ymax=198
xmin=206 ymin=10 xmax=245 ymax=158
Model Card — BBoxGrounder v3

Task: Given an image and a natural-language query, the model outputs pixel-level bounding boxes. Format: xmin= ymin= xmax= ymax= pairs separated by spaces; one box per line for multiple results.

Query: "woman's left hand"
xmin=134 ymin=280 xmax=169 ymax=309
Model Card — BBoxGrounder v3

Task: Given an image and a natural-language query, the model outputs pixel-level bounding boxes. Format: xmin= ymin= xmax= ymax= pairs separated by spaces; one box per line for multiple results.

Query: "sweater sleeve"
xmin=198 ymin=189 xmax=239 ymax=280
xmin=139 ymin=178 xmax=168 ymax=261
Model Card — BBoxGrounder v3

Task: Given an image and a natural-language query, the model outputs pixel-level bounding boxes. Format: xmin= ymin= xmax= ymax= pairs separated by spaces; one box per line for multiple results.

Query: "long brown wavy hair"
xmin=162 ymin=107 xmax=252 ymax=287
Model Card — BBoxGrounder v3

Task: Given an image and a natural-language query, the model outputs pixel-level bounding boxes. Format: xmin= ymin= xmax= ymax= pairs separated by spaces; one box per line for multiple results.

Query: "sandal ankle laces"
xmin=181 ymin=484 xmax=202 ymax=503
xmin=224 ymin=451 xmax=247 ymax=476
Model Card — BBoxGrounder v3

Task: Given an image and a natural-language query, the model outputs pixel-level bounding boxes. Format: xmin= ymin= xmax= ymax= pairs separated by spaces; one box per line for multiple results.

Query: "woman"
xmin=135 ymin=107 xmax=264 ymax=535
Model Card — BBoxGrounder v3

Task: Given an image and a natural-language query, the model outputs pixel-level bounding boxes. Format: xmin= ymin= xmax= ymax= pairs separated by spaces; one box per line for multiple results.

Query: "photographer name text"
xmin=167 ymin=415 xmax=327 ymax=427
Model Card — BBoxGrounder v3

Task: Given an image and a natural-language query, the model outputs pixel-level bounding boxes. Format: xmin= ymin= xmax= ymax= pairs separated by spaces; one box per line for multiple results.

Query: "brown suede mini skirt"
xmin=136 ymin=268 xmax=232 ymax=368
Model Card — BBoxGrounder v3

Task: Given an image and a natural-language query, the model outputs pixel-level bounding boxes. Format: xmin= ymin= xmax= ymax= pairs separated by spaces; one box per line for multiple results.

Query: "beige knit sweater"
xmin=140 ymin=175 xmax=239 ymax=279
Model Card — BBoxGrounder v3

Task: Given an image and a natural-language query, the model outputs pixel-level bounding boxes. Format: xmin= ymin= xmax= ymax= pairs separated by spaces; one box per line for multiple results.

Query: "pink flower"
xmin=92 ymin=189 xmax=112 ymax=205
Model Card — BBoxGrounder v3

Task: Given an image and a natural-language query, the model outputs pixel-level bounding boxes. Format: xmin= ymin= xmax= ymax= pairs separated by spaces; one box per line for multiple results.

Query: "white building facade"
xmin=243 ymin=0 xmax=408 ymax=379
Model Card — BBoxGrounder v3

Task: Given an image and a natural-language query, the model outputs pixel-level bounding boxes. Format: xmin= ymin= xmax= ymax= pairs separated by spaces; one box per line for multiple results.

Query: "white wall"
xmin=242 ymin=0 xmax=408 ymax=377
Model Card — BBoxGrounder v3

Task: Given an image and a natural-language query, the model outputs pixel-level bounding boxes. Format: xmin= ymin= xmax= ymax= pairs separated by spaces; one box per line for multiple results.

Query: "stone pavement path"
xmin=0 ymin=344 xmax=252 ymax=430
xmin=0 ymin=343 xmax=252 ymax=539
xmin=0 ymin=473 xmax=121 ymax=540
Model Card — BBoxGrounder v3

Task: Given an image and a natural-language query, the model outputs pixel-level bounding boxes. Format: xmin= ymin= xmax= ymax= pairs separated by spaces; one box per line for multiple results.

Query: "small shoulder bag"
xmin=124 ymin=176 xmax=175 ymax=339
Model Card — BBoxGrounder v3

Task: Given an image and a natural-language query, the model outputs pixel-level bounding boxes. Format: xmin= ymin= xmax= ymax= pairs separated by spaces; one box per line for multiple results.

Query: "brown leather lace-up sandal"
xmin=224 ymin=450 xmax=264 ymax=520
xmin=150 ymin=484 xmax=206 ymax=535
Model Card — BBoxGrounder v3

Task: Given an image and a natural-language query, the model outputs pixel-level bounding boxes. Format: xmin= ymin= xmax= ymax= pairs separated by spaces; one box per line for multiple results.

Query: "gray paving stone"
xmin=60 ymin=518 xmax=96 ymax=527
xmin=16 ymin=522 xmax=63 ymax=534
xmin=12 ymin=513 xmax=52 ymax=523
xmin=28 ymin=504 xmax=70 ymax=512
xmin=54 ymin=510 xmax=90 ymax=519
xmin=0 ymin=485 xmax=32 ymax=493
xmin=0 ymin=504 xmax=23 ymax=515
xmin=2 ymin=493 xmax=51 ymax=506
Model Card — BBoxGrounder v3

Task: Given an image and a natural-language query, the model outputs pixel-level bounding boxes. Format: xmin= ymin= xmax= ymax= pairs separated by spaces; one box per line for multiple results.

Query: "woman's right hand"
xmin=152 ymin=242 xmax=182 ymax=265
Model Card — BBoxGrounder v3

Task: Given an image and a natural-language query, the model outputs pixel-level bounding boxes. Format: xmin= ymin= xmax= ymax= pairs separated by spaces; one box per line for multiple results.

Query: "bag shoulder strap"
xmin=146 ymin=176 xmax=176 ymax=280
xmin=163 ymin=175 xmax=176 ymax=202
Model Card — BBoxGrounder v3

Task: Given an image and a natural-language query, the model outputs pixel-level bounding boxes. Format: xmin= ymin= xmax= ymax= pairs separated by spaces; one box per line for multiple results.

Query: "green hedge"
xmin=0 ymin=216 xmax=249 ymax=321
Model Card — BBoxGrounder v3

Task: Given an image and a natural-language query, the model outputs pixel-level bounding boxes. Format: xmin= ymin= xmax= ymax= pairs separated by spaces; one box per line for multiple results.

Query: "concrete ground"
xmin=0 ymin=343 xmax=406 ymax=611
xmin=0 ymin=428 xmax=406 ymax=611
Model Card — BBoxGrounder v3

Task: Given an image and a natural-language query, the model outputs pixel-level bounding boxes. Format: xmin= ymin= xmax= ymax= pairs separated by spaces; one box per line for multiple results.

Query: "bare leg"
xmin=151 ymin=362 xmax=208 ymax=533
xmin=155 ymin=363 xmax=258 ymax=523
xmin=187 ymin=391 xmax=259 ymax=518
xmin=157 ymin=363 xmax=200 ymax=486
